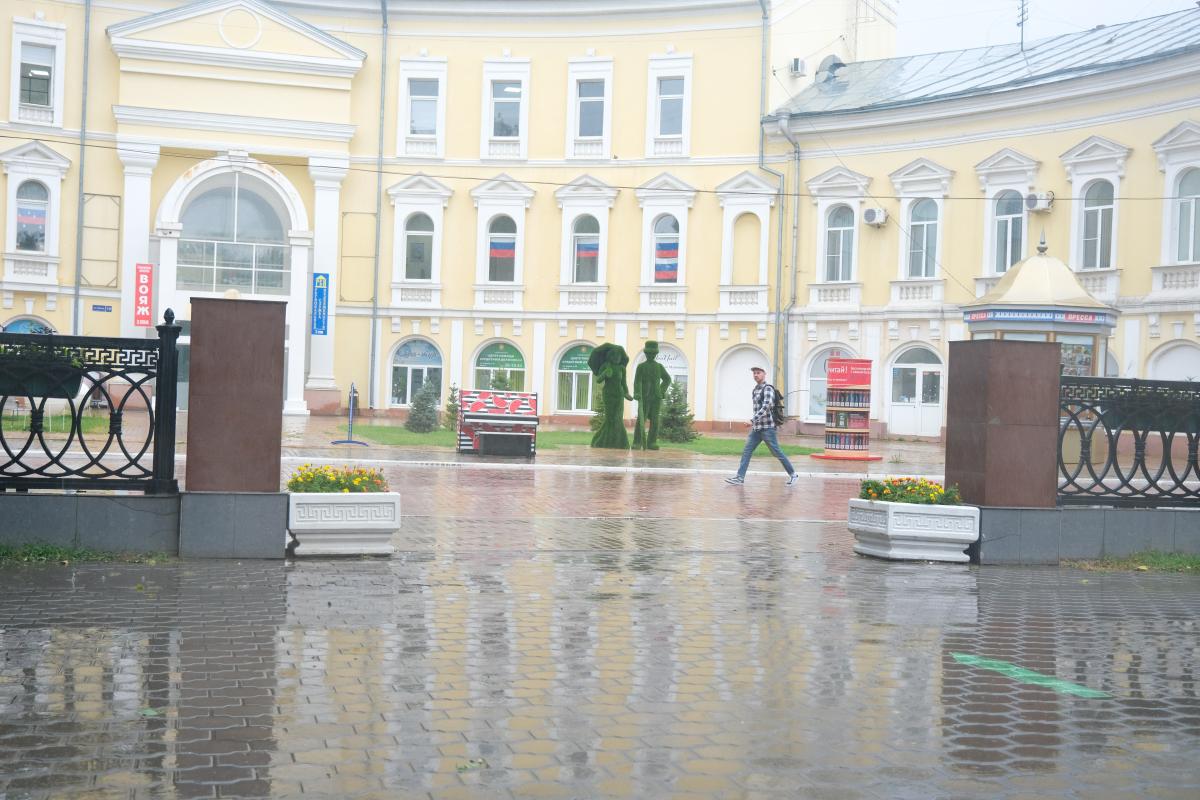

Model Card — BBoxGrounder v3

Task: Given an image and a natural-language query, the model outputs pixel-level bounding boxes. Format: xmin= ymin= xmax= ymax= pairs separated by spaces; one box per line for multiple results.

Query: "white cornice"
xmin=108 ymin=37 xmax=364 ymax=78
xmin=1152 ymin=120 xmax=1200 ymax=170
xmin=806 ymin=165 xmax=871 ymax=199
xmin=555 ymin=175 xmax=618 ymax=206
xmin=0 ymin=141 xmax=72 ymax=175
xmin=276 ymin=0 xmax=758 ymax=17
xmin=636 ymin=172 xmax=697 ymax=206
xmin=889 ymin=158 xmax=954 ymax=196
xmin=388 ymin=173 xmax=453 ymax=204
xmin=776 ymin=51 xmax=1200 ymax=138
xmin=974 ymin=147 xmax=1040 ymax=192
xmin=113 ymin=105 xmax=357 ymax=142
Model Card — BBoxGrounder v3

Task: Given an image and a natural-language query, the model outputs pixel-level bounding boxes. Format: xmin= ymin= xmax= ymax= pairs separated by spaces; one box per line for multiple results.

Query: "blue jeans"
xmin=736 ymin=427 xmax=795 ymax=478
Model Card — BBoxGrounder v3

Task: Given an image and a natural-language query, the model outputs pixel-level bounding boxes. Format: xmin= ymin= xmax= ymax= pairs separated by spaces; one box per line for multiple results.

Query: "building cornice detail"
xmin=112 ymin=105 xmax=357 ymax=143
xmin=974 ymin=147 xmax=1039 ymax=192
xmin=0 ymin=141 xmax=71 ymax=176
xmin=1152 ymin=119 xmax=1200 ymax=170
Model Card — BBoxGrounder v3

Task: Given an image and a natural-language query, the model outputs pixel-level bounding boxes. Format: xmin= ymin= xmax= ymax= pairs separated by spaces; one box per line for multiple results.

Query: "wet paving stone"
xmin=2 ymin=469 xmax=1199 ymax=798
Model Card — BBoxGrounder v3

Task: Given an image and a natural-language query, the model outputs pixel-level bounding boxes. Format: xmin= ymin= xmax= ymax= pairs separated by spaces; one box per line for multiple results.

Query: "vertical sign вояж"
xmin=134 ymin=263 xmax=154 ymax=327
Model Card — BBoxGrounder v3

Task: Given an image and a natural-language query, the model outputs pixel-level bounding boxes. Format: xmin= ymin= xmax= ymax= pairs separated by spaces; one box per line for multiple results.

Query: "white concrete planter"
xmin=848 ymin=499 xmax=979 ymax=563
xmin=287 ymin=492 xmax=400 ymax=556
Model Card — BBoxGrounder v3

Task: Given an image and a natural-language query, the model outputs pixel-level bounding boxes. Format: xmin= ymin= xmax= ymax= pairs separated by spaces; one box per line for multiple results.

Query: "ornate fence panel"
xmin=0 ymin=311 xmax=180 ymax=494
xmin=1059 ymin=376 xmax=1200 ymax=507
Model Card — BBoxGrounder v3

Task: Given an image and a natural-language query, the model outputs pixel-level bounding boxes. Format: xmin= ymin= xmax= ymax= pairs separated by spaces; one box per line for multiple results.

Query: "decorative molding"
xmin=806 ymin=165 xmax=872 ymax=199
xmin=554 ymin=174 xmax=618 ymax=206
xmin=0 ymin=140 xmax=71 ymax=176
xmin=1060 ymin=134 xmax=1131 ymax=181
xmin=387 ymin=172 xmax=453 ymax=204
xmin=974 ymin=147 xmax=1040 ymax=192
xmin=112 ymin=105 xmax=357 ymax=142
xmin=635 ymin=172 xmax=697 ymax=205
xmin=889 ymin=157 xmax=954 ymax=196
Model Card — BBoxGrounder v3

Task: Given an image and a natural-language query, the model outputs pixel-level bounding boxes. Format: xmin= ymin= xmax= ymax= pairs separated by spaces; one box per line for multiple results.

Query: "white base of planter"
xmin=288 ymin=492 xmax=400 ymax=557
xmin=848 ymin=498 xmax=979 ymax=563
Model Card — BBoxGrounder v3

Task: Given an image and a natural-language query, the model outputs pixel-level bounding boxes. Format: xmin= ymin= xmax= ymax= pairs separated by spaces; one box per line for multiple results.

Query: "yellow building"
xmin=0 ymin=0 xmax=894 ymax=424
xmin=768 ymin=8 xmax=1200 ymax=437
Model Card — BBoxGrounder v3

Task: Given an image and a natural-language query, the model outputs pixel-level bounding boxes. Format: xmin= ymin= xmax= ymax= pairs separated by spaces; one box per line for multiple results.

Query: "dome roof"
xmin=964 ymin=239 xmax=1112 ymax=311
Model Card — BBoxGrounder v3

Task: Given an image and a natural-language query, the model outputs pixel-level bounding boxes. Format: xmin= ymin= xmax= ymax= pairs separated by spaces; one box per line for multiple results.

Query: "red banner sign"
xmin=827 ymin=358 xmax=872 ymax=388
xmin=134 ymin=263 xmax=154 ymax=327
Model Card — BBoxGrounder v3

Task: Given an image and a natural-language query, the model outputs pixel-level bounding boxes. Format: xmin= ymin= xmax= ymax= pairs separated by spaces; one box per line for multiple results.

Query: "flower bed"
xmin=849 ymin=477 xmax=977 ymax=563
xmin=286 ymin=464 xmax=399 ymax=557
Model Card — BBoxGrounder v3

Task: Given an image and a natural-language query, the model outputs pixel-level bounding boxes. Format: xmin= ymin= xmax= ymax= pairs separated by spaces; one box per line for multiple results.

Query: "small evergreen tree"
xmin=489 ymin=371 xmax=511 ymax=391
xmin=659 ymin=382 xmax=698 ymax=442
xmin=443 ymin=384 xmax=460 ymax=431
xmin=405 ymin=379 xmax=440 ymax=433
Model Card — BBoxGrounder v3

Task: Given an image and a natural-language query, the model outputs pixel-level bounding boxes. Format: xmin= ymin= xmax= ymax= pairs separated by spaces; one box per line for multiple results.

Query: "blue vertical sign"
xmin=311 ymin=273 xmax=329 ymax=335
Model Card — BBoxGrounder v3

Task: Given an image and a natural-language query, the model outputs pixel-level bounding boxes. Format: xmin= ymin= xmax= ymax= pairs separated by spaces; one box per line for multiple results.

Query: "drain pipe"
xmin=777 ymin=118 xmax=802 ymax=399
xmin=367 ymin=0 xmax=388 ymax=408
xmin=755 ymin=0 xmax=787 ymax=391
xmin=70 ymin=0 xmax=93 ymax=334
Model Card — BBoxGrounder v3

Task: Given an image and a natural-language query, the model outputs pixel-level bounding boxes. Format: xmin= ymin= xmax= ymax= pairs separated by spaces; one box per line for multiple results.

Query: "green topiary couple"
xmin=587 ymin=341 xmax=671 ymax=450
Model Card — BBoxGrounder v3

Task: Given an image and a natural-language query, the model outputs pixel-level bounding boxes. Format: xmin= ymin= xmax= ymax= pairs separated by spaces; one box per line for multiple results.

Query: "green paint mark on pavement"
xmin=951 ymin=652 xmax=1111 ymax=699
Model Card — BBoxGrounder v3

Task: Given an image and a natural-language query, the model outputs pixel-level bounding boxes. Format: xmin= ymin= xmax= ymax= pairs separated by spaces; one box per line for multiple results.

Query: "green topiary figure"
xmin=443 ymin=384 xmax=460 ymax=431
xmin=659 ymin=381 xmax=698 ymax=443
xmin=587 ymin=343 xmax=633 ymax=449
xmin=632 ymin=341 xmax=671 ymax=450
xmin=405 ymin=378 xmax=440 ymax=433
xmin=590 ymin=388 xmax=605 ymax=434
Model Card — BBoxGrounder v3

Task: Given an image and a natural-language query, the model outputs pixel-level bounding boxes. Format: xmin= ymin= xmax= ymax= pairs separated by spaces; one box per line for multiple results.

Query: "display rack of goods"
xmin=812 ymin=358 xmax=881 ymax=462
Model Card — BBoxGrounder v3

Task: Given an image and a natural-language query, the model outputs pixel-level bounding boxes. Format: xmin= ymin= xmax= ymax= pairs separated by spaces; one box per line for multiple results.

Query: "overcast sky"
xmin=894 ymin=0 xmax=1200 ymax=55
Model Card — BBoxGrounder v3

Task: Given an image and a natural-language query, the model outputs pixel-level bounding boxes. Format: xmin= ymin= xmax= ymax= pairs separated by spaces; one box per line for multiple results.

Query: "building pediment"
xmin=1152 ymin=120 xmax=1200 ymax=170
xmin=974 ymin=147 xmax=1039 ymax=191
xmin=1060 ymin=135 xmax=1130 ymax=179
xmin=716 ymin=170 xmax=777 ymax=206
xmin=635 ymin=172 xmax=697 ymax=206
xmin=471 ymin=174 xmax=535 ymax=206
xmin=0 ymin=140 xmax=72 ymax=176
xmin=387 ymin=173 xmax=453 ymax=204
xmin=805 ymin=165 xmax=871 ymax=198
xmin=889 ymin=158 xmax=954 ymax=196
xmin=555 ymin=175 xmax=618 ymax=206
xmin=107 ymin=0 xmax=366 ymax=78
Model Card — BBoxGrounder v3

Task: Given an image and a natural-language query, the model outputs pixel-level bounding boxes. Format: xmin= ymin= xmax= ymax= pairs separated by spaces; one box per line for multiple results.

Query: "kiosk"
xmin=812 ymin=357 xmax=882 ymax=461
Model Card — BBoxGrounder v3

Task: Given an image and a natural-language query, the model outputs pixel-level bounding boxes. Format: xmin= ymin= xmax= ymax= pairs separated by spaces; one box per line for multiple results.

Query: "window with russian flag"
xmin=653 ymin=214 xmax=679 ymax=284
xmin=16 ymin=180 xmax=48 ymax=253
xmin=488 ymin=215 xmax=517 ymax=282
xmin=572 ymin=214 xmax=600 ymax=283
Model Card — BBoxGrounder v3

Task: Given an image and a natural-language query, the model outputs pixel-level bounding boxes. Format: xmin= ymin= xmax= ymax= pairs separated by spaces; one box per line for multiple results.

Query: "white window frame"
xmin=554 ymin=176 xmax=615 ymax=311
xmin=481 ymin=59 xmax=531 ymax=161
xmin=2 ymin=141 xmax=70 ymax=273
xmin=645 ymin=54 xmax=692 ymax=159
xmin=387 ymin=173 xmax=452 ymax=308
xmin=904 ymin=198 xmax=940 ymax=279
xmin=1153 ymin=121 xmax=1200 ymax=266
xmin=1079 ymin=179 xmax=1116 ymax=271
xmin=471 ymin=174 xmax=533 ymax=311
xmin=397 ymin=58 xmax=447 ymax=159
xmin=555 ymin=343 xmax=596 ymax=414
xmin=975 ymin=148 xmax=1038 ymax=278
xmin=823 ymin=205 xmax=856 ymax=282
xmin=889 ymin=159 xmax=952 ymax=283
xmin=1174 ymin=168 xmax=1200 ymax=265
xmin=11 ymin=19 xmax=66 ymax=129
xmin=804 ymin=344 xmax=855 ymax=423
xmin=1062 ymin=135 xmax=1128 ymax=272
xmin=990 ymin=190 xmax=1025 ymax=275
xmin=566 ymin=58 xmax=612 ymax=160
xmin=388 ymin=337 xmax=444 ymax=408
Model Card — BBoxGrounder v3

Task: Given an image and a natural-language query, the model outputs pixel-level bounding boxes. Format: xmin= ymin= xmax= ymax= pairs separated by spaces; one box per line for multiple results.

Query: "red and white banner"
xmin=827 ymin=358 xmax=872 ymax=388
xmin=134 ymin=263 xmax=154 ymax=327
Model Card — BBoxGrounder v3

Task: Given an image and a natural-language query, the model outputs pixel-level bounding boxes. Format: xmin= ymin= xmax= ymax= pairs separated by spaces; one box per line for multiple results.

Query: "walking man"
xmin=725 ymin=366 xmax=798 ymax=485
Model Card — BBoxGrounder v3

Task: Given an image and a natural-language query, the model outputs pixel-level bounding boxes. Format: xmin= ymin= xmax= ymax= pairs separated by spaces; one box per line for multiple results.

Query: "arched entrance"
xmin=1148 ymin=341 xmax=1200 ymax=381
xmin=888 ymin=345 xmax=943 ymax=437
xmin=714 ymin=346 xmax=768 ymax=421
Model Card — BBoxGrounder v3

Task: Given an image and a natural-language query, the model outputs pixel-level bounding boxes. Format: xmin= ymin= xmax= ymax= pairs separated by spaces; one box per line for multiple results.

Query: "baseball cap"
xmin=750 ymin=366 xmax=765 ymax=373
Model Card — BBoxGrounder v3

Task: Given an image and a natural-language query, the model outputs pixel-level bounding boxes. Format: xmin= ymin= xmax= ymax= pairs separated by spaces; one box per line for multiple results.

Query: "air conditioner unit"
xmin=1025 ymin=191 xmax=1054 ymax=212
xmin=789 ymin=57 xmax=806 ymax=78
xmin=863 ymin=207 xmax=888 ymax=226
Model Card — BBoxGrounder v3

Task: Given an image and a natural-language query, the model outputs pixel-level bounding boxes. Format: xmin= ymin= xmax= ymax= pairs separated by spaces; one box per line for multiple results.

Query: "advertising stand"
xmin=811 ymin=358 xmax=881 ymax=461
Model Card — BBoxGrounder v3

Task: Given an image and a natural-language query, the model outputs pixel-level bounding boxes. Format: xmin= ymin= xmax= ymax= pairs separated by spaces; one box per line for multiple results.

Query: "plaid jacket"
xmin=750 ymin=383 xmax=776 ymax=431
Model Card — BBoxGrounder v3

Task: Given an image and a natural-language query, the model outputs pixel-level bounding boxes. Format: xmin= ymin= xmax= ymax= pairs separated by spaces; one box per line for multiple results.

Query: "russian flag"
xmin=655 ymin=241 xmax=678 ymax=280
xmin=17 ymin=206 xmax=45 ymax=225
xmin=490 ymin=239 xmax=515 ymax=259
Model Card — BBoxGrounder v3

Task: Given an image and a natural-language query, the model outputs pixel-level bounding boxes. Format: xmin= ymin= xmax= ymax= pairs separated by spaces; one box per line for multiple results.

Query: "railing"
xmin=0 ymin=311 xmax=181 ymax=494
xmin=1059 ymin=376 xmax=1200 ymax=507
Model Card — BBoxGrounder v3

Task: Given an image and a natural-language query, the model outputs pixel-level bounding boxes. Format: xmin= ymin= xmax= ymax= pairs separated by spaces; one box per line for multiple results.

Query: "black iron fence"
xmin=0 ymin=311 xmax=180 ymax=494
xmin=1059 ymin=376 xmax=1200 ymax=507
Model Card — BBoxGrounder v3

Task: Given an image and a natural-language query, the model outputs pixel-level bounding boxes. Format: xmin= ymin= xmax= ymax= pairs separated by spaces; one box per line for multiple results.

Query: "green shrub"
xmin=405 ymin=379 xmax=440 ymax=433
xmin=659 ymin=382 xmax=697 ymax=442
xmin=443 ymin=384 xmax=460 ymax=431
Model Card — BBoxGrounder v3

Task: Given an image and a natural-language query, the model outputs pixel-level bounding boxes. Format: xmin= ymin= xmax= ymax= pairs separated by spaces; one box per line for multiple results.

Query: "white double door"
xmin=889 ymin=364 xmax=943 ymax=437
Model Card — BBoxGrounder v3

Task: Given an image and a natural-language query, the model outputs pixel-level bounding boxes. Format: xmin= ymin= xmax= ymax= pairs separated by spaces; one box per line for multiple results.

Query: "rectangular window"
xmin=19 ymin=44 xmax=53 ymax=107
xmin=492 ymin=81 xmax=521 ymax=138
xmin=408 ymin=78 xmax=438 ymax=136
xmin=825 ymin=229 xmax=853 ymax=281
xmin=891 ymin=367 xmax=917 ymax=403
xmin=1083 ymin=207 xmax=1113 ymax=269
xmin=657 ymin=77 xmax=684 ymax=137
xmin=406 ymin=234 xmax=433 ymax=280
xmin=577 ymin=79 xmax=604 ymax=138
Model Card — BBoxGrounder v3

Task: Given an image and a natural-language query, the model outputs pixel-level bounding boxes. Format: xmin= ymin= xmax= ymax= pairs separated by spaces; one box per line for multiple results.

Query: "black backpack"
xmin=767 ymin=384 xmax=786 ymax=426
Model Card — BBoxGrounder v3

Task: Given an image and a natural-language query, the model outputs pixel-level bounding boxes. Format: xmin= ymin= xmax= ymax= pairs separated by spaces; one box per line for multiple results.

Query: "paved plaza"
xmin=2 ymin=462 xmax=1199 ymax=799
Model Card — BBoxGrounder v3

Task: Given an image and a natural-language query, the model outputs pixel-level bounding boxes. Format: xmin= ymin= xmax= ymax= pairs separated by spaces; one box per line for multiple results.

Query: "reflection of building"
xmin=0 ymin=0 xmax=893 ymax=428
xmin=770 ymin=9 xmax=1200 ymax=437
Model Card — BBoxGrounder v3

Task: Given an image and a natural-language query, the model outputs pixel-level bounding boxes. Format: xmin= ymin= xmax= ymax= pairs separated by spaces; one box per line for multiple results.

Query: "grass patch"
xmin=346 ymin=424 xmax=819 ymax=457
xmin=1 ymin=413 xmax=110 ymax=435
xmin=1063 ymin=551 xmax=1200 ymax=573
xmin=0 ymin=543 xmax=170 ymax=566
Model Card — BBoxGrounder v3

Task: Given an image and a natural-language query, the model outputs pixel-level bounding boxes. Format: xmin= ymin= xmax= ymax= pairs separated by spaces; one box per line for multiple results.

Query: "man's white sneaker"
xmin=725 ymin=476 xmax=744 ymax=485
xmin=785 ymin=473 xmax=799 ymax=486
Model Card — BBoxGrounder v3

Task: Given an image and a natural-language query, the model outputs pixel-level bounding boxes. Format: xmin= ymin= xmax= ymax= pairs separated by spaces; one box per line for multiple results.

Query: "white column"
xmin=451 ymin=319 xmax=465 ymax=390
xmin=117 ymin=141 xmax=160 ymax=337
xmin=614 ymin=322 xmax=628 ymax=350
xmin=532 ymin=321 xmax=546 ymax=410
xmin=154 ymin=222 xmax=181 ymax=324
xmin=284 ymin=230 xmax=313 ymax=415
xmin=694 ymin=324 xmax=709 ymax=421
xmin=306 ymin=156 xmax=349 ymax=391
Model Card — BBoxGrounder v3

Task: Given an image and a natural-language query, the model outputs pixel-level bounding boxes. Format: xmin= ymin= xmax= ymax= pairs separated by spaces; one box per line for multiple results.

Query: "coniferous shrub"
xmin=659 ymin=382 xmax=698 ymax=443
xmin=405 ymin=379 xmax=440 ymax=433
xmin=443 ymin=384 xmax=460 ymax=431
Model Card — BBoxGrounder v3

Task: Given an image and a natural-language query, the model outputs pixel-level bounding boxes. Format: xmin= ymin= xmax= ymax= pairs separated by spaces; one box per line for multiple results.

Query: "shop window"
xmin=475 ymin=342 xmax=526 ymax=391
xmin=391 ymin=339 xmax=443 ymax=406
xmin=556 ymin=344 xmax=595 ymax=412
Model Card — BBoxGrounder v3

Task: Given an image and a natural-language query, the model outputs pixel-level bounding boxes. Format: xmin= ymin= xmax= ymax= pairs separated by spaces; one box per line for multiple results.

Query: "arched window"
xmin=1082 ymin=180 xmax=1114 ymax=270
xmin=1177 ymin=168 xmax=1200 ymax=264
xmin=808 ymin=347 xmax=849 ymax=418
xmin=907 ymin=199 xmax=937 ymax=278
xmin=475 ymin=342 xmax=526 ymax=391
xmin=488 ymin=215 xmax=516 ymax=282
xmin=557 ymin=344 xmax=595 ymax=412
xmin=1 ymin=317 xmax=53 ymax=334
xmin=572 ymin=215 xmax=600 ymax=283
xmin=178 ymin=174 xmax=289 ymax=295
xmin=15 ymin=180 xmax=48 ymax=252
xmin=993 ymin=190 xmax=1023 ymax=273
xmin=391 ymin=338 xmax=442 ymax=406
xmin=404 ymin=213 xmax=434 ymax=280
xmin=653 ymin=214 xmax=679 ymax=284
xmin=825 ymin=205 xmax=854 ymax=282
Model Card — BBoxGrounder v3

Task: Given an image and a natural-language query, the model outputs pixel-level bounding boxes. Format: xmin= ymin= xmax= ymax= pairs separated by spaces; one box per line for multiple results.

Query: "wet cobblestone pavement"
xmin=3 ymin=468 xmax=1200 ymax=798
